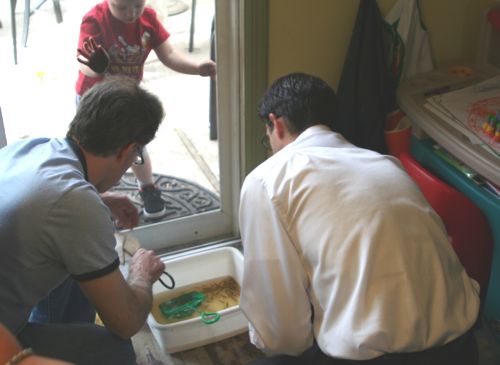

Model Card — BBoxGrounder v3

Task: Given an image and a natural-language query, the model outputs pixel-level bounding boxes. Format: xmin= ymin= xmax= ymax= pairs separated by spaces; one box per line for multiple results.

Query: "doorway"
xmin=0 ymin=0 xmax=270 ymax=251
xmin=0 ymin=0 xmax=221 ymax=227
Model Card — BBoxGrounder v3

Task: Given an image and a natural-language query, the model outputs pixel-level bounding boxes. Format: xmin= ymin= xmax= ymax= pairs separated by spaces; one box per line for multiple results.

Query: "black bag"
xmin=334 ymin=0 xmax=397 ymax=154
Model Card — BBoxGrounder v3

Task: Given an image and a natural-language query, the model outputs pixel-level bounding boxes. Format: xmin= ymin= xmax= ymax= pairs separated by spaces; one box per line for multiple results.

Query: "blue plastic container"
xmin=411 ymin=136 xmax=500 ymax=342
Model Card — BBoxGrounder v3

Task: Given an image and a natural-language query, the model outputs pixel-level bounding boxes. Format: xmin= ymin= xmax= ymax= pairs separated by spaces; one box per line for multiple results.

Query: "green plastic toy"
xmin=159 ymin=291 xmax=220 ymax=325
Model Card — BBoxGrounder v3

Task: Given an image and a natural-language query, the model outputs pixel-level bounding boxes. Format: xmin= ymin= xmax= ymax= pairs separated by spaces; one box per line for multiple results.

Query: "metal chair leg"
xmin=10 ymin=0 xmax=62 ymax=63
xmin=22 ymin=0 xmax=62 ymax=48
xmin=188 ymin=0 xmax=196 ymax=52
xmin=53 ymin=0 xmax=63 ymax=23
xmin=22 ymin=0 xmax=30 ymax=47
xmin=10 ymin=0 xmax=18 ymax=64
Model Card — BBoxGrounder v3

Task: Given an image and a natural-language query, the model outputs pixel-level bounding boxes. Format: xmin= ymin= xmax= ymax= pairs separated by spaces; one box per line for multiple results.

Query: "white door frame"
xmin=130 ymin=0 xmax=244 ymax=251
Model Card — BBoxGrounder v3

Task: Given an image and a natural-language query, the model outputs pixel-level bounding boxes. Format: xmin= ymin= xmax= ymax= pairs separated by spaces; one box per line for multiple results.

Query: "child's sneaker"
xmin=139 ymin=185 xmax=166 ymax=219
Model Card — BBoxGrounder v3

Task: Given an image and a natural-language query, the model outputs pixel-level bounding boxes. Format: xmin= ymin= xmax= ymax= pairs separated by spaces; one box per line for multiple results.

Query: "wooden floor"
xmin=133 ymin=324 xmax=265 ymax=365
xmin=132 ymin=323 xmax=500 ymax=365
xmin=167 ymin=333 xmax=265 ymax=365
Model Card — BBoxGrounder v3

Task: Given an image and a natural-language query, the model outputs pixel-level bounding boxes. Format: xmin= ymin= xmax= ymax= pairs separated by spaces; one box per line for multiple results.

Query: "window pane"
xmin=0 ymin=0 xmax=241 ymax=251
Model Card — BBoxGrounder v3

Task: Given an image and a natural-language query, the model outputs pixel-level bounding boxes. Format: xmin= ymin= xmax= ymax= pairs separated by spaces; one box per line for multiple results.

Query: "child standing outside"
xmin=76 ymin=0 xmax=216 ymax=219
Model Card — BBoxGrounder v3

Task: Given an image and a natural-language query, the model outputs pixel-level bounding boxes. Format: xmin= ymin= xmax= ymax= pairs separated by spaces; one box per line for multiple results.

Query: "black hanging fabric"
xmin=334 ymin=0 xmax=397 ymax=154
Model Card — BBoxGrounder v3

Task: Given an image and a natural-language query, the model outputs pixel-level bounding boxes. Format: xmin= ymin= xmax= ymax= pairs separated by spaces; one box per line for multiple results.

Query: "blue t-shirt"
xmin=0 ymin=138 xmax=119 ymax=333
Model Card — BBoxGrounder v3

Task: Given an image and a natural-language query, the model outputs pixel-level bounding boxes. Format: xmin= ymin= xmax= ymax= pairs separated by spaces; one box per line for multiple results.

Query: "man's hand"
xmin=198 ymin=60 xmax=216 ymax=78
xmin=77 ymin=37 xmax=110 ymax=74
xmin=100 ymin=192 xmax=139 ymax=229
xmin=128 ymin=248 xmax=165 ymax=288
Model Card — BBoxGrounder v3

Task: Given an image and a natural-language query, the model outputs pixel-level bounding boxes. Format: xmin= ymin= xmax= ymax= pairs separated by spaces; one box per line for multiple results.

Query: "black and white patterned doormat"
xmin=110 ymin=172 xmax=220 ymax=226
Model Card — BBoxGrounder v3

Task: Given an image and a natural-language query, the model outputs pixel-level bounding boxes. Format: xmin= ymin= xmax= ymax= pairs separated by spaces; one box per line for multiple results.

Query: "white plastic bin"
xmin=147 ymin=247 xmax=248 ymax=353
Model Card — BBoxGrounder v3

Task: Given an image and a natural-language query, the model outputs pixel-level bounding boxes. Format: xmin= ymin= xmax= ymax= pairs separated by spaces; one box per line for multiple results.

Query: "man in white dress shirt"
xmin=239 ymin=73 xmax=480 ymax=364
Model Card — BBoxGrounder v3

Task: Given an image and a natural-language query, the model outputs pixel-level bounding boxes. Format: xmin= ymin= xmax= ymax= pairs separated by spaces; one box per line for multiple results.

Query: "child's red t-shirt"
xmin=76 ymin=1 xmax=169 ymax=96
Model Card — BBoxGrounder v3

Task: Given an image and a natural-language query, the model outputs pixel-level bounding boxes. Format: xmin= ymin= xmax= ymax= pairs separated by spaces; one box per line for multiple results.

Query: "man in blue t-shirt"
xmin=0 ymin=76 xmax=166 ymax=365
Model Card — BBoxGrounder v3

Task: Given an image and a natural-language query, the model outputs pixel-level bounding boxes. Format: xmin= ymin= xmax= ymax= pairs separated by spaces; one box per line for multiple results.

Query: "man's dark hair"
xmin=258 ymin=72 xmax=336 ymax=134
xmin=67 ymin=76 xmax=164 ymax=156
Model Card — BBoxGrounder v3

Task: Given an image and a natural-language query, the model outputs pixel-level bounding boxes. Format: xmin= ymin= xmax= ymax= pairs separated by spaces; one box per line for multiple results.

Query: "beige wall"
xmin=268 ymin=0 xmax=494 ymax=89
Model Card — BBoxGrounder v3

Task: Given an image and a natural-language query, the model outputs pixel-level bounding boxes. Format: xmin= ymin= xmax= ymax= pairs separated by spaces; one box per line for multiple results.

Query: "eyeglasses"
xmin=133 ymin=145 xmax=144 ymax=165
xmin=260 ymin=133 xmax=271 ymax=150
xmin=260 ymin=118 xmax=274 ymax=151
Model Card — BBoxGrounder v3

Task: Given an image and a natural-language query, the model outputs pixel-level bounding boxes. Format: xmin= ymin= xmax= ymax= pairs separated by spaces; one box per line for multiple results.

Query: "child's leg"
xmin=131 ymin=147 xmax=154 ymax=186
xmin=131 ymin=147 xmax=166 ymax=218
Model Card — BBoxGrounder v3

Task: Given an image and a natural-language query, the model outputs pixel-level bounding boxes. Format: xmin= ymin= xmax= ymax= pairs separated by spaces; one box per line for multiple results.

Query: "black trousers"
xmin=18 ymin=322 xmax=135 ymax=365
xmin=248 ymin=329 xmax=478 ymax=365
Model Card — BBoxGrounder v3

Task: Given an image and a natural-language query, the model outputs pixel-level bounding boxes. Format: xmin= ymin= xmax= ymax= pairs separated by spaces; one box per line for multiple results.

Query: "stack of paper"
xmin=424 ymin=75 xmax=500 ymax=157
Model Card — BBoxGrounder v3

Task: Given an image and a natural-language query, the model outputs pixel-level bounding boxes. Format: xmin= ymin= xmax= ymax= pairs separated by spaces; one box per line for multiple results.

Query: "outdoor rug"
xmin=110 ymin=172 xmax=220 ymax=226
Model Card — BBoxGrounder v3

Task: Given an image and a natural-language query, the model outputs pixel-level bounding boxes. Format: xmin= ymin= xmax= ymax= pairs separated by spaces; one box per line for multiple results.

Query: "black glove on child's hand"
xmin=77 ymin=37 xmax=110 ymax=74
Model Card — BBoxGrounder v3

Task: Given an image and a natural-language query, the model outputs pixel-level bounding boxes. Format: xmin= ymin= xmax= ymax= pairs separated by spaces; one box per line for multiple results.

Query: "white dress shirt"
xmin=239 ymin=125 xmax=480 ymax=360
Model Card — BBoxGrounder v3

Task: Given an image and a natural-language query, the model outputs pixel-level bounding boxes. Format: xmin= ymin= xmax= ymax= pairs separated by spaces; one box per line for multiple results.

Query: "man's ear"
xmin=116 ymin=143 xmax=135 ymax=162
xmin=269 ymin=113 xmax=286 ymax=139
